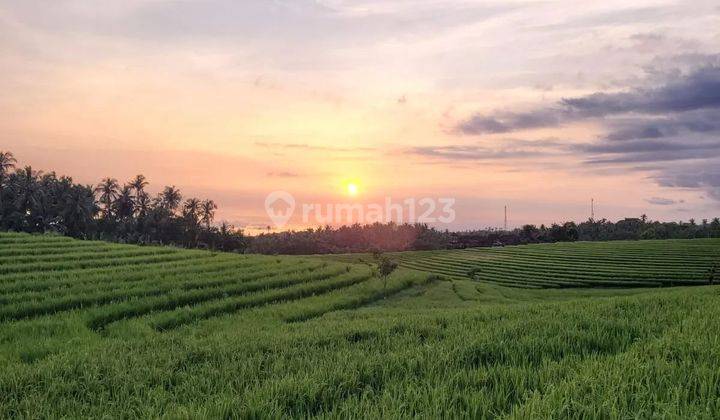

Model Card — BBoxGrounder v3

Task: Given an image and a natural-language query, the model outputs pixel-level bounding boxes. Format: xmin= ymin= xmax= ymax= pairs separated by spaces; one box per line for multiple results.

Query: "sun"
xmin=347 ymin=183 xmax=359 ymax=196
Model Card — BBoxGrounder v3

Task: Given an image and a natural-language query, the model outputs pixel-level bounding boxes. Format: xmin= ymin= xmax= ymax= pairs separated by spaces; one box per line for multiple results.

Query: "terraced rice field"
xmin=3 ymin=233 xmax=720 ymax=418
xmin=391 ymin=239 xmax=720 ymax=288
xmin=0 ymin=232 xmax=430 ymax=332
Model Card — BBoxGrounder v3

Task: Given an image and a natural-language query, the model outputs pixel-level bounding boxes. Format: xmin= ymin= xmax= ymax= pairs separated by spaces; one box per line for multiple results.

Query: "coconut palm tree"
xmin=135 ymin=190 xmax=151 ymax=218
xmin=94 ymin=178 xmax=119 ymax=218
xmin=10 ymin=166 xmax=42 ymax=230
xmin=183 ymin=198 xmax=201 ymax=223
xmin=0 ymin=151 xmax=16 ymax=185
xmin=160 ymin=186 xmax=182 ymax=213
xmin=115 ymin=185 xmax=135 ymax=219
xmin=62 ymin=185 xmax=97 ymax=237
xmin=201 ymin=199 xmax=217 ymax=228
xmin=0 ymin=151 xmax=17 ymax=221
xmin=129 ymin=175 xmax=148 ymax=197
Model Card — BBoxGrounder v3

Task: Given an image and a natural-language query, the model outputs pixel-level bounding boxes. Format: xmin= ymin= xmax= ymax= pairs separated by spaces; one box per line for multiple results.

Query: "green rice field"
xmin=330 ymin=239 xmax=720 ymax=289
xmin=1 ymin=232 xmax=719 ymax=418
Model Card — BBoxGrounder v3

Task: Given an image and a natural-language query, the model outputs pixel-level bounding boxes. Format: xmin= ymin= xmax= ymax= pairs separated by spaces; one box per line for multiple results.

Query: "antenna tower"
xmin=504 ymin=205 xmax=508 ymax=231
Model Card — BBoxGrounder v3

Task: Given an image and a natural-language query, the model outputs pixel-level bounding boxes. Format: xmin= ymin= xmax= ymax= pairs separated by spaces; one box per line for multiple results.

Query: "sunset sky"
xmin=2 ymin=0 xmax=720 ymax=230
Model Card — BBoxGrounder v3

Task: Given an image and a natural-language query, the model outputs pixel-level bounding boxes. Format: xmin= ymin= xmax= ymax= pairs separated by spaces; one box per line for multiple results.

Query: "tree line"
xmin=247 ymin=216 xmax=720 ymax=255
xmin=1 ymin=150 xmax=719 ymax=255
xmin=0 ymin=151 xmax=246 ymax=251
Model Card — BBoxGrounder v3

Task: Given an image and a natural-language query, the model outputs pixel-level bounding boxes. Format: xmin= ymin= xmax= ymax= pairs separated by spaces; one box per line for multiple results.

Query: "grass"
xmin=0 ymin=232 xmax=719 ymax=418
xmin=325 ymin=239 xmax=720 ymax=288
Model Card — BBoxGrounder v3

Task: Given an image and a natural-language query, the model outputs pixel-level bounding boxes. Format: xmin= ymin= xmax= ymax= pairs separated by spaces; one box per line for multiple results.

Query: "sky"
xmin=1 ymin=0 xmax=720 ymax=231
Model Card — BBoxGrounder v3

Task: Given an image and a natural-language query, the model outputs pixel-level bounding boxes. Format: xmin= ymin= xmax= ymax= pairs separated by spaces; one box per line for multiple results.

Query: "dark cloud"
xmin=451 ymin=55 xmax=720 ymax=202
xmin=653 ymin=164 xmax=720 ymax=201
xmin=578 ymin=137 xmax=720 ymax=159
xmin=455 ymin=59 xmax=720 ymax=135
xmin=456 ymin=109 xmax=564 ymax=135
xmin=645 ymin=197 xmax=677 ymax=205
xmin=561 ymin=64 xmax=720 ymax=116
xmin=603 ymin=110 xmax=720 ymax=141
xmin=408 ymin=139 xmax=568 ymax=161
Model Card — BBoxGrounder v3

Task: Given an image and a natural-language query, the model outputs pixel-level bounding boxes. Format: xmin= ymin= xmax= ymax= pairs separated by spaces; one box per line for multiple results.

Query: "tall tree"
xmin=160 ymin=186 xmax=182 ymax=213
xmin=0 ymin=151 xmax=17 ymax=222
xmin=183 ymin=198 xmax=201 ymax=224
xmin=182 ymin=197 xmax=202 ymax=246
xmin=201 ymin=199 xmax=217 ymax=228
xmin=94 ymin=178 xmax=119 ymax=218
xmin=135 ymin=190 xmax=151 ymax=218
xmin=9 ymin=166 xmax=42 ymax=231
xmin=115 ymin=185 xmax=135 ymax=220
xmin=61 ymin=184 xmax=97 ymax=237
xmin=129 ymin=175 xmax=148 ymax=197
xmin=0 ymin=151 xmax=17 ymax=186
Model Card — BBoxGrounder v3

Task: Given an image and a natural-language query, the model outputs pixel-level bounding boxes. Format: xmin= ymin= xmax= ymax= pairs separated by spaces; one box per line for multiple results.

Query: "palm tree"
xmin=94 ymin=178 xmax=119 ymax=218
xmin=0 ymin=151 xmax=17 ymax=219
xmin=10 ymin=166 xmax=42 ymax=230
xmin=182 ymin=197 xmax=202 ymax=246
xmin=161 ymin=186 xmax=182 ymax=213
xmin=115 ymin=185 xmax=135 ymax=219
xmin=183 ymin=198 xmax=201 ymax=223
xmin=201 ymin=199 xmax=217 ymax=228
xmin=62 ymin=185 xmax=97 ymax=237
xmin=135 ymin=190 xmax=151 ymax=217
xmin=0 ymin=151 xmax=17 ymax=186
xmin=129 ymin=174 xmax=148 ymax=197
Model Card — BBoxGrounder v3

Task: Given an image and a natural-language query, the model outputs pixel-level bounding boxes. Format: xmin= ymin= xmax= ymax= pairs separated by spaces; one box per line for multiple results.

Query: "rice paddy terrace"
xmin=387 ymin=239 xmax=720 ymax=289
xmin=0 ymin=232 xmax=430 ymax=331
xmin=2 ymin=232 xmax=720 ymax=418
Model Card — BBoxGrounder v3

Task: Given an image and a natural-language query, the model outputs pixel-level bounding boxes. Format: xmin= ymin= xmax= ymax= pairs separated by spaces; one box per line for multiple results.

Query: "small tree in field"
xmin=708 ymin=263 xmax=719 ymax=285
xmin=466 ymin=267 xmax=482 ymax=281
xmin=372 ymin=251 xmax=398 ymax=291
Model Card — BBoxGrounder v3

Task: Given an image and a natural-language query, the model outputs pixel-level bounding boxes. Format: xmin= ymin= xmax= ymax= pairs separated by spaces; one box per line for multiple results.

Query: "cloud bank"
xmin=449 ymin=55 xmax=720 ymax=201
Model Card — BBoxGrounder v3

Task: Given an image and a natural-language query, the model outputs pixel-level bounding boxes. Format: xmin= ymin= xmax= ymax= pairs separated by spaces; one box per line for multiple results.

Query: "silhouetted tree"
xmin=0 ymin=151 xmax=245 ymax=250
xmin=135 ymin=190 xmax=151 ymax=218
xmin=183 ymin=198 xmax=201 ymax=223
xmin=60 ymin=184 xmax=97 ymax=238
xmin=161 ymin=186 xmax=182 ymax=213
xmin=0 ymin=151 xmax=16 ymax=188
xmin=115 ymin=186 xmax=136 ymax=220
xmin=201 ymin=199 xmax=217 ymax=228
xmin=95 ymin=178 xmax=119 ymax=219
xmin=129 ymin=174 xmax=148 ymax=197
xmin=711 ymin=218 xmax=720 ymax=238
xmin=9 ymin=167 xmax=43 ymax=231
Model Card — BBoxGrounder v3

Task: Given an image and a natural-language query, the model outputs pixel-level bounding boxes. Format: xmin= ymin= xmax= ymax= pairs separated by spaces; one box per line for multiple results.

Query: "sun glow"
xmin=347 ymin=183 xmax=359 ymax=196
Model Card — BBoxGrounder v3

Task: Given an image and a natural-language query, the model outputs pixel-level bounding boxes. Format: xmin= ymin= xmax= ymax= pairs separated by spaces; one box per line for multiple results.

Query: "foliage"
xmin=466 ymin=267 xmax=482 ymax=280
xmin=0 ymin=151 xmax=246 ymax=251
xmin=248 ymin=217 xmax=720 ymax=255
xmin=372 ymin=252 xmax=398 ymax=291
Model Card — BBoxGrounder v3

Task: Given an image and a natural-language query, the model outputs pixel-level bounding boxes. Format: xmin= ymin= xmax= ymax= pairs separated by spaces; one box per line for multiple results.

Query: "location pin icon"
xmin=264 ymin=191 xmax=296 ymax=228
